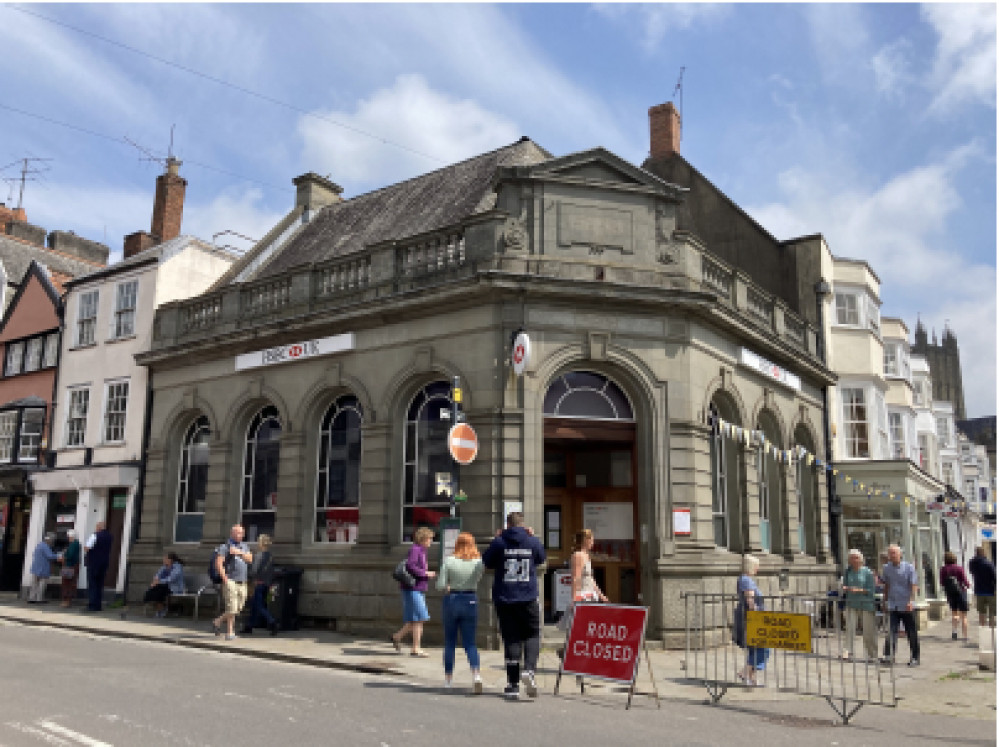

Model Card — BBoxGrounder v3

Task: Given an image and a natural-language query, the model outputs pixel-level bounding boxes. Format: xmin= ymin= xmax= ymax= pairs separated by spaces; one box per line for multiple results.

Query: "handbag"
xmin=392 ymin=559 xmax=415 ymax=588
xmin=60 ymin=567 xmax=76 ymax=580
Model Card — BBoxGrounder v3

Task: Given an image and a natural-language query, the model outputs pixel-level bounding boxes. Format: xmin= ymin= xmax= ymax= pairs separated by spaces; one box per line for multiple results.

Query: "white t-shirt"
xmin=85 ymin=534 xmax=97 ymax=550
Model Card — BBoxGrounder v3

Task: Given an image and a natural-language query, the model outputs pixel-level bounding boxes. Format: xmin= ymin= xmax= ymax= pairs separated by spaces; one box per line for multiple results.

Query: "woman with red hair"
xmin=436 ymin=531 xmax=485 ymax=692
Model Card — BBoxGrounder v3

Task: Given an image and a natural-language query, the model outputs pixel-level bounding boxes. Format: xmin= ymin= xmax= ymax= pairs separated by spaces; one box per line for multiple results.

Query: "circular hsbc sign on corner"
xmin=448 ymin=423 xmax=479 ymax=466
xmin=512 ymin=332 xmax=532 ymax=376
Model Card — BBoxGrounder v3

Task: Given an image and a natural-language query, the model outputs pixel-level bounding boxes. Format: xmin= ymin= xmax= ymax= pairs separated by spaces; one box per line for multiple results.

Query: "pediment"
xmin=523 ymin=148 xmax=678 ymax=194
xmin=547 ymin=159 xmax=645 ymax=186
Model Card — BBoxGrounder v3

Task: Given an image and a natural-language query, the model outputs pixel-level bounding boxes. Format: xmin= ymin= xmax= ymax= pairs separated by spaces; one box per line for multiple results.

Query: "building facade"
xmin=131 ymin=105 xmax=839 ymax=646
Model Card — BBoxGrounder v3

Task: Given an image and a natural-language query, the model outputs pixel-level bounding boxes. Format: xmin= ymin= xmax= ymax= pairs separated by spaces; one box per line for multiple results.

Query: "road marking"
xmin=36 ymin=721 xmax=112 ymax=747
xmin=5 ymin=722 xmax=70 ymax=747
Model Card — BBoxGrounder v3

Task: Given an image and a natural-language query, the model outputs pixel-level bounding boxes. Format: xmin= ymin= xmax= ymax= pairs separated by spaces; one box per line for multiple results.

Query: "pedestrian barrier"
xmin=682 ymin=591 xmax=897 ymax=724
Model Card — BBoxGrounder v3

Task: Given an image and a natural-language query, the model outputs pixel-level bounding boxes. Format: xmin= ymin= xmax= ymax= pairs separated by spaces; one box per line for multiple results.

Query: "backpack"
xmin=943 ymin=572 xmax=965 ymax=602
xmin=208 ymin=544 xmax=233 ymax=584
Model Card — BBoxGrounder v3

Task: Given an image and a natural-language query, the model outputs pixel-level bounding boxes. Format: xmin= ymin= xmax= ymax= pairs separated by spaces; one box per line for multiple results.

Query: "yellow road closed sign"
xmin=746 ymin=610 xmax=812 ymax=653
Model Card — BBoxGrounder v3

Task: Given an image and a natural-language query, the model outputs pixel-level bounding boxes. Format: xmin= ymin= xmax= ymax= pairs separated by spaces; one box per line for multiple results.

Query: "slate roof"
xmin=250 ymin=137 xmax=552 ymax=281
xmin=0 ymin=233 xmax=105 ymax=286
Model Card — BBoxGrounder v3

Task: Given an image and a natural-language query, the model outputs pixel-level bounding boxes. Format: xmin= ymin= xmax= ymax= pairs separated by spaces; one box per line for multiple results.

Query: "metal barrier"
xmin=682 ymin=591 xmax=898 ymax=724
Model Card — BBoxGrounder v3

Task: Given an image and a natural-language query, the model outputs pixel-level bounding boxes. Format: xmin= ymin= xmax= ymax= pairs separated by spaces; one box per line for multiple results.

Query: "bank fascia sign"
xmin=738 ymin=348 xmax=801 ymax=392
xmin=235 ymin=332 xmax=355 ymax=372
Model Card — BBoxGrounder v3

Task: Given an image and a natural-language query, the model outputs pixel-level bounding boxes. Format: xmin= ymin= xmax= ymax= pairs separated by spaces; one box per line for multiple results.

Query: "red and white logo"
xmin=289 ymin=344 xmax=304 ymax=358
xmin=512 ymin=332 xmax=531 ymax=376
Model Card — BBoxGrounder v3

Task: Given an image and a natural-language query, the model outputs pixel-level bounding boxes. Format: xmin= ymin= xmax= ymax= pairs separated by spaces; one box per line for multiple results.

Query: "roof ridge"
xmin=0 ymin=233 xmax=107 ymax=268
xmin=331 ymin=137 xmax=548 ymax=207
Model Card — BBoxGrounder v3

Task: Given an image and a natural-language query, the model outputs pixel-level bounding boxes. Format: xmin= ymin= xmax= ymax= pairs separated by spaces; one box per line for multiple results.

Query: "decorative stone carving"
xmin=501 ymin=217 xmax=528 ymax=252
xmin=655 ymin=203 xmax=677 ymax=264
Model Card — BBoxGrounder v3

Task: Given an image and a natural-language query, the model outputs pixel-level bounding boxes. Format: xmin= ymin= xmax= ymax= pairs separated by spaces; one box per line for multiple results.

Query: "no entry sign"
xmin=447 ymin=423 xmax=478 ymax=465
xmin=561 ymin=604 xmax=648 ymax=683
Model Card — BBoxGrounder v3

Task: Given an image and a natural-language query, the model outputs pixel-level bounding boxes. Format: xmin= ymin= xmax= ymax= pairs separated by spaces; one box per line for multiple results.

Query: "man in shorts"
xmin=483 ymin=511 xmax=546 ymax=701
xmin=969 ymin=546 xmax=996 ymax=628
xmin=211 ymin=524 xmax=253 ymax=641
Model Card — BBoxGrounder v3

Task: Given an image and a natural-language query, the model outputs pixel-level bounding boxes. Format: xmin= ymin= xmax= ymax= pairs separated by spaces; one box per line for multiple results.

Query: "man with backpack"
xmin=210 ymin=524 xmax=253 ymax=641
xmin=483 ymin=511 xmax=546 ymax=701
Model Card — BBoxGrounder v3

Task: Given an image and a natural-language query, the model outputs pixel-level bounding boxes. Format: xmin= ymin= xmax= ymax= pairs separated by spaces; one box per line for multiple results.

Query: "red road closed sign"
xmin=561 ymin=604 xmax=648 ymax=683
xmin=447 ymin=423 xmax=478 ymax=465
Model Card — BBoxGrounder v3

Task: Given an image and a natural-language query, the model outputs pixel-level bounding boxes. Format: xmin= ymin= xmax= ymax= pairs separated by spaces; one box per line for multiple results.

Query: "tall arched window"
xmin=710 ymin=394 xmax=744 ymax=553
xmin=757 ymin=411 xmax=783 ymax=555
xmin=242 ymin=406 xmax=281 ymax=542
xmin=315 ymin=395 xmax=362 ymax=543
xmin=793 ymin=425 xmax=818 ymax=555
xmin=403 ymin=381 xmax=458 ymax=543
xmin=175 ymin=415 xmax=210 ymax=543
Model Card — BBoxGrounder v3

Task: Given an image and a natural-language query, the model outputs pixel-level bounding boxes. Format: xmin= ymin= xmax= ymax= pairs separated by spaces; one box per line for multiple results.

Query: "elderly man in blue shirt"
xmin=880 ymin=543 xmax=920 ymax=667
xmin=28 ymin=533 xmax=62 ymax=603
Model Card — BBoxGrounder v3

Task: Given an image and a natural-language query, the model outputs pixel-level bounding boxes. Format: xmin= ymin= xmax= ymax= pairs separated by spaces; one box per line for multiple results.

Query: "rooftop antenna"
xmin=124 ymin=125 xmax=179 ymax=171
xmin=671 ymin=66 xmax=685 ymax=143
xmin=0 ymin=157 xmax=52 ymax=210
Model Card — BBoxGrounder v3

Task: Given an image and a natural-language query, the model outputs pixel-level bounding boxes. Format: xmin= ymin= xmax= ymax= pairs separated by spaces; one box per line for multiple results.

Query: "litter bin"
xmin=268 ymin=566 xmax=303 ymax=631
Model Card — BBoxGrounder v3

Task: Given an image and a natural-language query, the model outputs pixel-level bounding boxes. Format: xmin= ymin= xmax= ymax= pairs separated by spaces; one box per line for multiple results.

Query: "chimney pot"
xmin=649 ymin=101 xmax=681 ymax=160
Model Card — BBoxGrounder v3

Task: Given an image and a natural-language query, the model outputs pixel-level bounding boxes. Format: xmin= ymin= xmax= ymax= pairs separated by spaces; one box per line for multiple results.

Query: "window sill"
xmin=69 ymin=343 xmax=98 ymax=352
xmin=105 ymin=335 xmax=137 ymax=345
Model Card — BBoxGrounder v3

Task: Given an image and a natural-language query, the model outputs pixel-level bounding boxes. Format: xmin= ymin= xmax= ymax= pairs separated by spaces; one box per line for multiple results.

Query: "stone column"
xmin=203 ymin=440 xmax=235 ymax=543
xmin=357 ymin=422 xmax=392 ymax=547
xmin=274 ymin=431 xmax=306 ymax=546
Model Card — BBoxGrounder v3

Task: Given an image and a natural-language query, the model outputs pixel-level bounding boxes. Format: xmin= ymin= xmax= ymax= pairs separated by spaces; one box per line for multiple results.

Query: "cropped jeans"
xmin=442 ymin=592 xmax=480 ymax=675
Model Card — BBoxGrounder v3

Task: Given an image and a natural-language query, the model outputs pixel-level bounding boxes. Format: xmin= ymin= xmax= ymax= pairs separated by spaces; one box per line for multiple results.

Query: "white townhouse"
xmin=26 ymin=233 xmax=234 ymax=598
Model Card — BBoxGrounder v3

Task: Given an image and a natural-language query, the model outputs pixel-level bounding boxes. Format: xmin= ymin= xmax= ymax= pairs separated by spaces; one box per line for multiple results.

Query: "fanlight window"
xmin=543 ymin=372 xmax=633 ymax=421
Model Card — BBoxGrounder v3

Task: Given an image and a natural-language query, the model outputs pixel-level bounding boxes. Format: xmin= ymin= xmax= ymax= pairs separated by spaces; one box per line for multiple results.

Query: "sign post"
xmin=555 ymin=603 xmax=660 ymax=710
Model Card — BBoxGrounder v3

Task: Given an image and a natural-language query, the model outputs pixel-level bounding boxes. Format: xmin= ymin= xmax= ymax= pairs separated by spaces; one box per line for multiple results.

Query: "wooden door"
xmin=104 ymin=489 xmax=128 ymax=589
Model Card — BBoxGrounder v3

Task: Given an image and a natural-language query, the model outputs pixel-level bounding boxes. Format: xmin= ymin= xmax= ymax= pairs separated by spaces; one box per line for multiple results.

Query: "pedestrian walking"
xmin=59 ymin=530 xmax=81 ymax=607
xmin=841 ymin=549 xmax=878 ymax=660
xmin=143 ymin=553 xmax=185 ymax=618
xmin=483 ymin=511 xmax=546 ymax=701
xmin=391 ymin=526 xmax=435 ymax=657
xmin=436 ymin=531 xmax=485 ymax=692
xmin=880 ymin=543 xmax=920 ymax=666
xmin=28 ymin=533 xmax=61 ymax=603
xmin=557 ymin=528 xmax=609 ymax=635
xmin=968 ymin=546 xmax=996 ymax=628
xmin=84 ymin=521 xmax=114 ymax=612
xmin=940 ymin=551 xmax=971 ymax=641
xmin=210 ymin=524 xmax=253 ymax=641
xmin=734 ymin=554 xmax=769 ymax=686
xmin=243 ymin=534 xmax=279 ymax=636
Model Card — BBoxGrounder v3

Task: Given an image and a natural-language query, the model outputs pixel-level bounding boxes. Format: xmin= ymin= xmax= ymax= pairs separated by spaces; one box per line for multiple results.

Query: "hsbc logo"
xmin=237 ymin=334 xmax=354 ymax=371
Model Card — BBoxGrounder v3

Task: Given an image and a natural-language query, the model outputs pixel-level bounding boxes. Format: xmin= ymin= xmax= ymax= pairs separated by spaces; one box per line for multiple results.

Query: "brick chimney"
xmin=0 ymin=203 xmax=27 ymax=234
xmin=123 ymin=231 xmax=157 ymax=259
xmin=150 ymin=156 xmax=187 ymax=244
xmin=649 ymin=102 xmax=681 ymax=159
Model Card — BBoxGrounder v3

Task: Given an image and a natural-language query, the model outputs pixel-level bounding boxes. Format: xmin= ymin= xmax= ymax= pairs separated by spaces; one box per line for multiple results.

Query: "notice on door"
xmin=583 ymin=503 xmax=633 ymax=541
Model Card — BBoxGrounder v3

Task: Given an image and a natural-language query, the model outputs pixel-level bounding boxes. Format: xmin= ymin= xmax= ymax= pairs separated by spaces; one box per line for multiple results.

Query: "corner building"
xmin=135 ymin=107 xmax=837 ymax=645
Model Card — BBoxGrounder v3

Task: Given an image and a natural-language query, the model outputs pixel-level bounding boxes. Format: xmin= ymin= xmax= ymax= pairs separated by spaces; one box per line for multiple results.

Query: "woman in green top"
xmin=841 ymin=548 xmax=877 ymax=660
xmin=60 ymin=530 xmax=82 ymax=607
xmin=436 ymin=531 xmax=485 ymax=693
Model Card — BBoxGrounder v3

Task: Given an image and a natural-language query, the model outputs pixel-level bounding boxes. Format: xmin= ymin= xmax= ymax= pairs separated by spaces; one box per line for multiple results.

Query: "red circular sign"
xmin=448 ymin=423 xmax=478 ymax=465
xmin=513 ymin=344 xmax=525 ymax=364
xmin=289 ymin=345 xmax=304 ymax=358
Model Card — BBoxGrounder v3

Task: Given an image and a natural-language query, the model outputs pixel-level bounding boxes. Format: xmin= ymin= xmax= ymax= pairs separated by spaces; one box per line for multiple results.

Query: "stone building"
xmin=132 ymin=103 xmax=838 ymax=645
xmin=912 ymin=320 xmax=966 ymax=421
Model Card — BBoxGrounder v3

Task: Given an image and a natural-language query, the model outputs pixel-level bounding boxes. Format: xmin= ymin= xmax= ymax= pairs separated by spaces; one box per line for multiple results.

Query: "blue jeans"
xmin=442 ymin=592 xmax=480 ymax=675
xmin=746 ymin=646 xmax=769 ymax=670
xmin=248 ymin=583 xmax=276 ymax=629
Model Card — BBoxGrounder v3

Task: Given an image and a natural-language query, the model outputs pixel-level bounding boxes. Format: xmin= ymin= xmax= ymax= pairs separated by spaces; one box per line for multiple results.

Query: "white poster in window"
xmin=673 ymin=508 xmax=691 ymax=536
xmin=582 ymin=503 xmax=633 ymax=541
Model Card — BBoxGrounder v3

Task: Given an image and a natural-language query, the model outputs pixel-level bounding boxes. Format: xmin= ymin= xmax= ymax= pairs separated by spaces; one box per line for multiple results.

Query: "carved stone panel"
xmin=557 ymin=202 xmax=634 ymax=255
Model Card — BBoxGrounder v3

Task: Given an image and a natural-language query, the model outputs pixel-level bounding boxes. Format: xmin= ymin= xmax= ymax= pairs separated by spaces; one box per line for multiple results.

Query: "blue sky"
xmin=1 ymin=3 xmax=995 ymax=416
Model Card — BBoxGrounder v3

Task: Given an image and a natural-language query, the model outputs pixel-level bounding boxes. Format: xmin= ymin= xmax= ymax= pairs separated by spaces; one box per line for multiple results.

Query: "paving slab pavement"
xmin=0 ymin=596 xmax=993 ymax=724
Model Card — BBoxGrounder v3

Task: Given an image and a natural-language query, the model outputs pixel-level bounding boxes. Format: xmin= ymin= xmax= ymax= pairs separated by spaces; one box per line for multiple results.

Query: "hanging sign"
xmin=512 ymin=332 xmax=532 ymax=376
xmin=235 ymin=332 xmax=354 ymax=371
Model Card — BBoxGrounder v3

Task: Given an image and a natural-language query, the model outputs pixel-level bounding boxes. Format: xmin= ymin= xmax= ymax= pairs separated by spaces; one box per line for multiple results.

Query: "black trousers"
xmin=143 ymin=585 xmax=170 ymax=604
xmin=87 ymin=564 xmax=108 ymax=610
xmin=495 ymin=600 xmax=541 ymax=686
xmin=886 ymin=610 xmax=920 ymax=661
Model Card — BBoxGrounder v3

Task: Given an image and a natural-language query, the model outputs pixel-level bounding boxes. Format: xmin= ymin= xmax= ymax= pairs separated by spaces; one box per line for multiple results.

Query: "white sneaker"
xmin=444 ymin=679 xmax=453 ymax=689
xmin=521 ymin=670 xmax=538 ymax=698
xmin=473 ymin=675 xmax=483 ymax=695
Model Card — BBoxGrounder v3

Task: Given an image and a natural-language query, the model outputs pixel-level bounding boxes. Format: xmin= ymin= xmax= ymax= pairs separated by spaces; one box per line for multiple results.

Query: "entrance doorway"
xmin=541 ymin=372 xmax=638 ymax=621
xmin=0 ymin=495 xmax=29 ymax=591
xmin=105 ymin=489 xmax=128 ymax=589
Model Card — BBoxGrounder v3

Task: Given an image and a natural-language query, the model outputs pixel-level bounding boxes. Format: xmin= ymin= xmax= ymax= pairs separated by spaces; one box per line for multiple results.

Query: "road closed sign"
xmin=447 ymin=423 xmax=478 ymax=465
xmin=561 ymin=604 xmax=649 ymax=683
xmin=746 ymin=610 xmax=812 ymax=653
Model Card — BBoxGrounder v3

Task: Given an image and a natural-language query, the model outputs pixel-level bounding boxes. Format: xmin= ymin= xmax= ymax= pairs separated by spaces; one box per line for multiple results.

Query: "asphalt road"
xmin=0 ymin=622 xmax=993 ymax=747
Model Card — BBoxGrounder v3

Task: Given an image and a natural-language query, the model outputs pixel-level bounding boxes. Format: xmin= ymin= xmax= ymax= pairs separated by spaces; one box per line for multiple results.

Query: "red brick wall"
xmin=151 ymin=172 xmax=187 ymax=243
xmin=649 ymin=102 xmax=681 ymax=159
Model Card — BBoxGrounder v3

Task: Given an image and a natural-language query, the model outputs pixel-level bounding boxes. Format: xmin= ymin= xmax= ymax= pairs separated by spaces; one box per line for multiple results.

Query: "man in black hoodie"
xmin=483 ymin=511 xmax=546 ymax=700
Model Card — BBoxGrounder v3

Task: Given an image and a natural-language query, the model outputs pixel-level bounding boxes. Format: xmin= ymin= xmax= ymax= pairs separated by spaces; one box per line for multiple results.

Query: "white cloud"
xmin=872 ymin=38 xmax=916 ymax=100
xmin=297 ymin=74 xmax=520 ymax=189
xmin=746 ymin=142 xmax=996 ymax=417
xmin=922 ymin=3 xmax=997 ymax=113
xmin=592 ymin=3 xmax=729 ymax=52
xmin=803 ymin=4 xmax=871 ymax=87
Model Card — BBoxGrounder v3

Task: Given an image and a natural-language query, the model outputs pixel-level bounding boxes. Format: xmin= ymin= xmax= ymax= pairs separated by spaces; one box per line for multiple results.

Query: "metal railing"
xmin=682 ymin=591 xmax=897 ymax=724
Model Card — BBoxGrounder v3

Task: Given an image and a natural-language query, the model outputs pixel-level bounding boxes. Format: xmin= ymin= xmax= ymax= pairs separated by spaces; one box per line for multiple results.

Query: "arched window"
xmin=403 ymin=381 xmax=458 ymax=543
xmin=242 ymin=406 xmax=281 ymax=542
xmin=757 ymin=411 xmax=783 ymax=555
xmin=793 ymin=425 xmax=818 ymax=555
xmin=315 ymin=395 xmax=362 ymax=543
xmin=543 ymin=372 xmax=633 ymax=420
xmin=710 ymin=394 xmax=744 ymax=553
xmin=175 ymin=416 xmax=210 ymax=542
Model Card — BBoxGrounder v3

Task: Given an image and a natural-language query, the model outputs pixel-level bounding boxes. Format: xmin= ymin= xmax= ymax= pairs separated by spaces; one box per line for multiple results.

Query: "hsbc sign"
xmin=739 ymin=348 xmax=802 ymax=392
xmin=235 ymin=333 xmax=355 ymax=371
